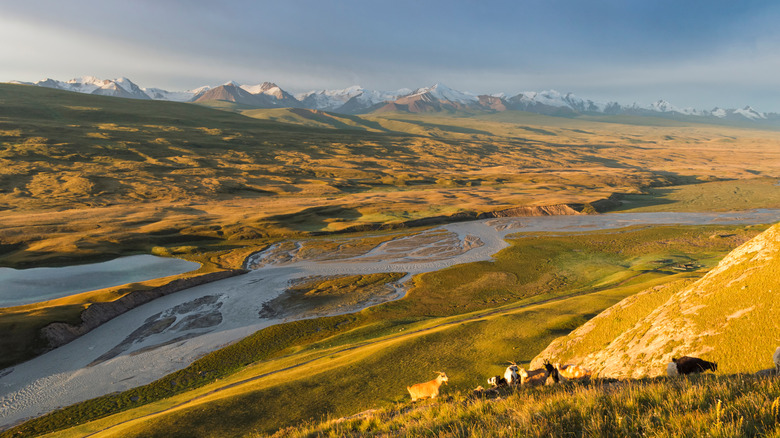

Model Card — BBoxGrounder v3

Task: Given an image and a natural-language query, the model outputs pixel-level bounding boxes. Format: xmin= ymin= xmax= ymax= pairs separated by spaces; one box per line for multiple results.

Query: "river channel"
xmin=0 ymin=255 xmax=200 ymax=307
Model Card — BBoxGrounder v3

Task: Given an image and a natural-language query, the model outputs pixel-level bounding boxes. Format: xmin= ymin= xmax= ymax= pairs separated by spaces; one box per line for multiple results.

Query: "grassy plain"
xmin=6 ymin=224 xmax=764 ymax=437
xmin=3 ymin=84 xmax=780 ymax=269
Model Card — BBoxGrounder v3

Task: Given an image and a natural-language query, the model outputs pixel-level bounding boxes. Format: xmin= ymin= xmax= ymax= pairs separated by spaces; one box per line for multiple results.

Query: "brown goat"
xmin=555 ymin=363 xmax=591 ymax=380
xmin=518 ymin=367 xmax=548 ymax=387
xmin=407 ymin=371 xmax=449 ymax=401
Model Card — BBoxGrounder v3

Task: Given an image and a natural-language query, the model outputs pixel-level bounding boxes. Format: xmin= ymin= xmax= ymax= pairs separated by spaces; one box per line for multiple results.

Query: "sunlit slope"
xmin=536 ymin=222 xmax=780 ymax=378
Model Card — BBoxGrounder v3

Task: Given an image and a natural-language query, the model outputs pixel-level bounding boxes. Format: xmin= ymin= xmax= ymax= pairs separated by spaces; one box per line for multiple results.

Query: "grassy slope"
xmin=8 ymin=224 xmax=763 ymax=437
xmin=536 ymin=222 xmax=780 ymax=378
xmin=272 ymin=374 xmax=780 ymax=437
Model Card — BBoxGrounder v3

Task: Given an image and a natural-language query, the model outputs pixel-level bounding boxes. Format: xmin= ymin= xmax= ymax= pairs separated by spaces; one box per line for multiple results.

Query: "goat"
xmin=407 ymin=371 xmax=448 ymax=401
xmin=554 ymin=362 xmax=591 ymax=380
xmin=487 ymin=375 xmax=508 ymax=387
xmin=518 ymin=367 xmax=548 ymax=387
xmin=504 ymin=362 xmax=520 ymax=385
xmin=667 ymin=356 xmax=717 ymax=376
xmin=774 ymin=347 xmax=780 ymax=375
xmin=544 ymin=361 xmax=563 ymax=385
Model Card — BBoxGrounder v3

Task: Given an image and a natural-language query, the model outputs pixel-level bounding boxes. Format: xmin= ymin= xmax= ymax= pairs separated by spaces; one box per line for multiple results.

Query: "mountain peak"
xmin=411 ymin=83 xmax=477 ymax=104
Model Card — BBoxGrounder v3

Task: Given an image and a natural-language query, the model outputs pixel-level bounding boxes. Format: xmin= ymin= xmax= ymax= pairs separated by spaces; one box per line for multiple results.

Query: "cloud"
xmin=4 ymin=1 xmax=780 ymax=110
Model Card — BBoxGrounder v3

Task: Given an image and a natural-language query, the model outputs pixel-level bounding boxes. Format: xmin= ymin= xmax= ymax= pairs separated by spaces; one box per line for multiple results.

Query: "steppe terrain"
xmin=2 ymin=83 xmax=780 ymax=437
xmin=3 ymin=83 xmax=780 ymax=269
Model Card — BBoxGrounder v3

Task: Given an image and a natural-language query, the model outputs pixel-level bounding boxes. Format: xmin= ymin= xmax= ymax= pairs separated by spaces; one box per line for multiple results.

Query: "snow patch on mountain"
xmin=411 ymin=83 xmax=477 ymax=104
xmin=734 ymin=106 xmax=766 ymax=120
xmin=241 ymin=82 xmax=284 ymax=98
xmin=296 ymin=86 xmax=410 ymax=112
xmin=143 ymin=88 xmax=197 ymax=102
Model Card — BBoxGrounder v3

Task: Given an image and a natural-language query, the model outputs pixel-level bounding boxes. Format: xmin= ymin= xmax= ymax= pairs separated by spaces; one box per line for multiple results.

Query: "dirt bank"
xmin=40 ymin=269 xmax=246 ymax=349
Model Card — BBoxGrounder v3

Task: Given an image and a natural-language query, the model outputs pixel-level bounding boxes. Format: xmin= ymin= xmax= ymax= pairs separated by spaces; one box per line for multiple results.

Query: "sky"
xmin=3 ymin=0 xmax=780 ymax=111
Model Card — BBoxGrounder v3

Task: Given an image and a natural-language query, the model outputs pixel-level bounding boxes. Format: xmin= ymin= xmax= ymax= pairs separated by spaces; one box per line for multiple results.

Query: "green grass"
xmin=0 ymin=304 xmax=85 ymax=368
xmin=6 ymin=224 xmax=762 ymax=437
xmin=274 ymin=374 xmax=780 ymax=438
xmin=615 ymin=178 xmax=780 ymax=212
xmin=259 ymin=272 xmax=407 ymax=318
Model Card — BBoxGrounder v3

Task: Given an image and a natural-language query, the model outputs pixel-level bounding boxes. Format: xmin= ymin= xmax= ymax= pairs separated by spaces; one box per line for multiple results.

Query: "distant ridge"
xmin=9 ymin=76 xmax=780 ymax=124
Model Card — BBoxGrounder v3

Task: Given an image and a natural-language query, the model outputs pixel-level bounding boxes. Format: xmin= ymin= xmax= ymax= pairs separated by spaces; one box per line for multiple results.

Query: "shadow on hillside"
xmin=388 ymin=119 xmax=494 ymax=136
xmin=265 ymin=205 xmax=363 ymax=232
xmin=288 ymin=108 xmax=406 ymax=134
xmin=518 ymin=126 xmax=557 ymax=136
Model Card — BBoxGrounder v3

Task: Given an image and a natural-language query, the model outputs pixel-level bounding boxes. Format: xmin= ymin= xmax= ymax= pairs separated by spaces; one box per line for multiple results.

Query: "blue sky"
xmin=3 ymin=0 xmax=780 ymax=110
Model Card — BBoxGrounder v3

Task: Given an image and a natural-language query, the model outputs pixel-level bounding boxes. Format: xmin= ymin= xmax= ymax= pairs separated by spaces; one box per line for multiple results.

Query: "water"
xmin=0 ymin=255 xmax=200 ymax=307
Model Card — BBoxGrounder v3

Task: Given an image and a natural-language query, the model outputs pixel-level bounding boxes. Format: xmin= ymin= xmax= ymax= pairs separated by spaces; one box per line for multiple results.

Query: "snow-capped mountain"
xmin=19 ymin=76 xmax=207 ymax=101
xmin=296 ymin=86 xmax=365 ymax=111
xmin=507 ymin=90 xmax=607 ymax=115
xmin=296 ymin=86 xmax=411 ymax=113
xmin=240 ymin=82 xmax=300 ymax=107
xmin=191 ymin=82 xmax=280 ymax=107
xmin=28 ymin=76 xmax=151 ymax=99
xmin=143 ymin=87 xmax=199 ymax=102
xmin=410 ymin=83 xmax=478 ymax=105
xmin=10 ymin=76 xmax=778 ymax=124
xmin=373 ymin=83 xmax=483 ymax=113
xmin=733 ymin=106 xmax=766 ymax=120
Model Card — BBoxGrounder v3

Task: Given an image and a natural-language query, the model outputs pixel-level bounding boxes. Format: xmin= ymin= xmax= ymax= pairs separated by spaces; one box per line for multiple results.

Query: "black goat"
xmin=667 ymin=356 xmax=718 ymax=375
xmin=543 ymin=361 xmax=561 ymax=384
xmin=487 ymin=375 xmax=508 ymax=387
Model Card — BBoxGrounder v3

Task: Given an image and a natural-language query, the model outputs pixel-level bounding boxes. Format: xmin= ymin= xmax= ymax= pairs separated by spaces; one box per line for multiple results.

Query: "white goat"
xmin=487 ymin=375 xmax=507 ymax=387
xmin=774 ymin=347 xmax=780 ymax=375
xmin=504 ymin=362 xmax=520 ymax=385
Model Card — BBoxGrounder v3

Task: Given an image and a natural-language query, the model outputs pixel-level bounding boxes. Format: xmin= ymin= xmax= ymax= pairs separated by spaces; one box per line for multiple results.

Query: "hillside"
xmin=535 ymin=222 xmax=780 ymax=377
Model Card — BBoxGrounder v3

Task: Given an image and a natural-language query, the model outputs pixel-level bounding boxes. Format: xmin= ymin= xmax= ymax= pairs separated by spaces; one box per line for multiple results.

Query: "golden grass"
xmin=3 ymin=84 xmax=780 ymax=271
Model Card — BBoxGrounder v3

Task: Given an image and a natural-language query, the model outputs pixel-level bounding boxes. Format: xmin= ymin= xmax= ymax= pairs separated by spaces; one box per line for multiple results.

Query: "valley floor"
xmin=2 ymin=211 xmax=778 ymax=436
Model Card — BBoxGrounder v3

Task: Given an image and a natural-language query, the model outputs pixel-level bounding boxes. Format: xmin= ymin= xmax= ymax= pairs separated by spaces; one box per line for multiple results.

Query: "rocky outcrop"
xmin=313 ymin=196 xmax=622 ymax=236
xmin=478 ymin=204 xmax=582 ymax=218
xmin=40 ymin=269 xmax=246 ymax=349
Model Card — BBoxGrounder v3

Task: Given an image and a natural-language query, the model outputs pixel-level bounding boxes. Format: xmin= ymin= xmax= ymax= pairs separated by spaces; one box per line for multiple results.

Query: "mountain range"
xmin=10 ymin=76 xmax=778 ymax=123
